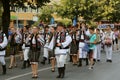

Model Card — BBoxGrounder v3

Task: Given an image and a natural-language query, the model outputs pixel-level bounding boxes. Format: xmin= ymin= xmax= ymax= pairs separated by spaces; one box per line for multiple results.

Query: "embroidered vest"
xmin=79 ymin=30 xmax=86 ymax=42
xmin=0 ymin=33 xmax=3 ymax=43
xmin=44 ymin=32 xmax=49 ymax=43
xmin=48 ymin=32 xmax=53 ymax=43
xmin=0 ymin=33 xmax=6 ymax=51
xmin=30 ymin=34 xmax=41 ymax=51
xmin=22 ymin=32 xmax=30 ymax=47
xmin=55 ymin=32 xmax=69 ymax=49
xmin=71 ymin=32 xmax=77 ymax=45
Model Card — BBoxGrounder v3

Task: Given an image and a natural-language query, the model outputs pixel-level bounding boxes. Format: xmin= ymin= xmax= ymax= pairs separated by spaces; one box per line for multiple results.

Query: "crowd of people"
xmin=0 ymin=22 xmax=120 ymax=79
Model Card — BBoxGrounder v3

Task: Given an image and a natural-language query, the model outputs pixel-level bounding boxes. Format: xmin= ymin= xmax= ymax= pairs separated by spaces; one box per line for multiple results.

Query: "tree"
xmin=0 ymin=2 xmax=2 ymax=26
xmin=1 ymin=0 xmax=50 ymax=36
xmin=1 ymin=0 xmax=10 ymax=35
xmin=109 ymin=0 xmax=120 ymax=22
xmin=55 ymin=0 xmax=81 ymax=21
xmin=39 ymin=5 xmax=54 ymax=24
xmin=55 ymin=0 xmax=120 ymax=23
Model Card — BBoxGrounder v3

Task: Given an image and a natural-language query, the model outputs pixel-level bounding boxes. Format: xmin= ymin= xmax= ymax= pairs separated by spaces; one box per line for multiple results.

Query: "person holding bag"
xmin=86 ymin=27 xmax=97 ymax=70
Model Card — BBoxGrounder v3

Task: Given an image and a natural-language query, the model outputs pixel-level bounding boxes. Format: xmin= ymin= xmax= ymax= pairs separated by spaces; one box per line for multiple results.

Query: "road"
xmin=0 ymin=50 xmax=120 ymax=80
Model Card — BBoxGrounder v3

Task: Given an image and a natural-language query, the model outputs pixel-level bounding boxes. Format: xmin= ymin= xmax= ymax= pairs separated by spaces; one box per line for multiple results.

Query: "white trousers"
xmin=23 ymin=47 xmax=30 ymax=61
xmin=94 ymin=44 xmax=101 ymax=60
xmin=105 ymin=45 xmax=112 ymax=60
xmin=43 ymin=47 xmax=49 ymax=58
xmin=0 ymin=56 xmax=5 ymax=65
xmin=79 ymin=42 xmax=87 ymax=58
xmin=56 ymin=54 xmax=67 ymax=67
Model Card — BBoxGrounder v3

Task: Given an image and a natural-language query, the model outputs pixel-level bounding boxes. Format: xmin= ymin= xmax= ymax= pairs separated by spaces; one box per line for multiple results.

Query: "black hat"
xmin=24 ymin=25 xmax=30 ymax=30
xmin=89 ymin=27 xmax=95 ymax=31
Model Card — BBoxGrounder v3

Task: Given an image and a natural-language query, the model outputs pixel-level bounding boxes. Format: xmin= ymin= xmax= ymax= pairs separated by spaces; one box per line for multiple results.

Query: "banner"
xmin=98 ymin=24 xmax=114 ymax=29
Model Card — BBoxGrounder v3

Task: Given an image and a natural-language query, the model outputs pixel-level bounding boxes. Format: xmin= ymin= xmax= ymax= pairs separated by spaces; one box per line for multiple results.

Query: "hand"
xmin=57 ymin=43 xmax=61 ymax=47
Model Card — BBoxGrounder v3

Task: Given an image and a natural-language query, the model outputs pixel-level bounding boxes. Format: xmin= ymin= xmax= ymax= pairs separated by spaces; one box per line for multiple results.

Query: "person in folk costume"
xmin=8 ymin=27 xmax=22 ymax=69
xmin=17 ymin=28 xmax=23 ymax=61
xmin=27 ymin=26 xmax=43 ymax=78
xmin=77 ymin=23 xmax=89 ymax=67
xmin=66 ymin=25 xmax=73 ymax=62
xmin=0 ymin=27 xmax=8 ymax=75
xmin=113 ymin=27 xmax=119 ymax=50
xmin=100 ymin=29 xmax=105 ymax=51
xmin=55 ymin=22 xmax=72 ymax=78
xmin=21 ymin=25 xmax=31 ymax=69
xmin=75 ymin=24 xmax=81 ymax=63
xmin=86 ymin=27 xmax=97 ymax=70
xmin=93 ymin=29 xmax=102 ymax=62
xmin=41 ymin=26 xmax=50 ymax=65
xmin=69 ymin=26 xmax=78 ymax=65
xmin=103 ymin=25 xmax=115 ymax=62
xmin=47 ymin=26 xmax=56 ymax=72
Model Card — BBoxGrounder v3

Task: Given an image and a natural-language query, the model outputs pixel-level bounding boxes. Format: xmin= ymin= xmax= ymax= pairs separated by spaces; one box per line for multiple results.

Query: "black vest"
xmin=0 ymin=33 xmax=3 ymax=43
xmin=22 ymin=32 xmax=30 ymax=47
xmin=55 ymin=32 xmax=69 ymax=49
xmin=79 ymin=30 xmax=89 ymax=42
xmin=0 ymin=33 xmax=6 ymax=51
xmin=30 ymin=34 xmax=41 ymax=51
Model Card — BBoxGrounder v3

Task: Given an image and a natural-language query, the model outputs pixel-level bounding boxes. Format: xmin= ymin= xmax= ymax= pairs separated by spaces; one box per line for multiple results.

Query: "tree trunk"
xmin=2 ymin=0 xmax=10 ymax=37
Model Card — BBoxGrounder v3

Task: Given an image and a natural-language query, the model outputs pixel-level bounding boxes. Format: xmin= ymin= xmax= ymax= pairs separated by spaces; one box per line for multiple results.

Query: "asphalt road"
xmin=0 ymin=50 xmax=120 ymax=80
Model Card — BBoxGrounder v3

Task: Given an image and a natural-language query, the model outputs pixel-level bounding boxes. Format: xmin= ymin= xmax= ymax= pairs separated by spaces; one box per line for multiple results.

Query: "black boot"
xmin=61 ymin=65 xmax=66 ymax=78
xmin=48 ymin=59 xmax=50 ymax=64
xmin=2 ymin=65 xmax=6 ymax=75
xmin=27 ymin=60 xmax=30 ymax=67
xmin=86 ymin=58 xmax=89 ymax=66
xmin=93 ymin=59 xmax=96 ymax=62
xmin=56 ymin=68 xmax=61 ymax=78
xmin=21 ymin=61 xmax=26 ymax=69
xmin=41 ymin=57 xmax=47 ymax=65
xmin=78 ymin=59 xmax=82 ymax=67
xmin=69 ymin=55 xmax=73 ymax=62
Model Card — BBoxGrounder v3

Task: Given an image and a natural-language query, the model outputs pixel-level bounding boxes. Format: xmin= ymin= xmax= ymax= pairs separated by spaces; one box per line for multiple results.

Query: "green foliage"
xmin=56 ymin=19 xmax=72 ymax=27
xmin=38 ymin=5 xmax=54 ymax=24
xmin=39 ymin=13 xmax=52 ymax=24
xmin=9 ymin=0 xmax=50 ymax=9
xmin=54 ymin=0 xmax=120 ymax=22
